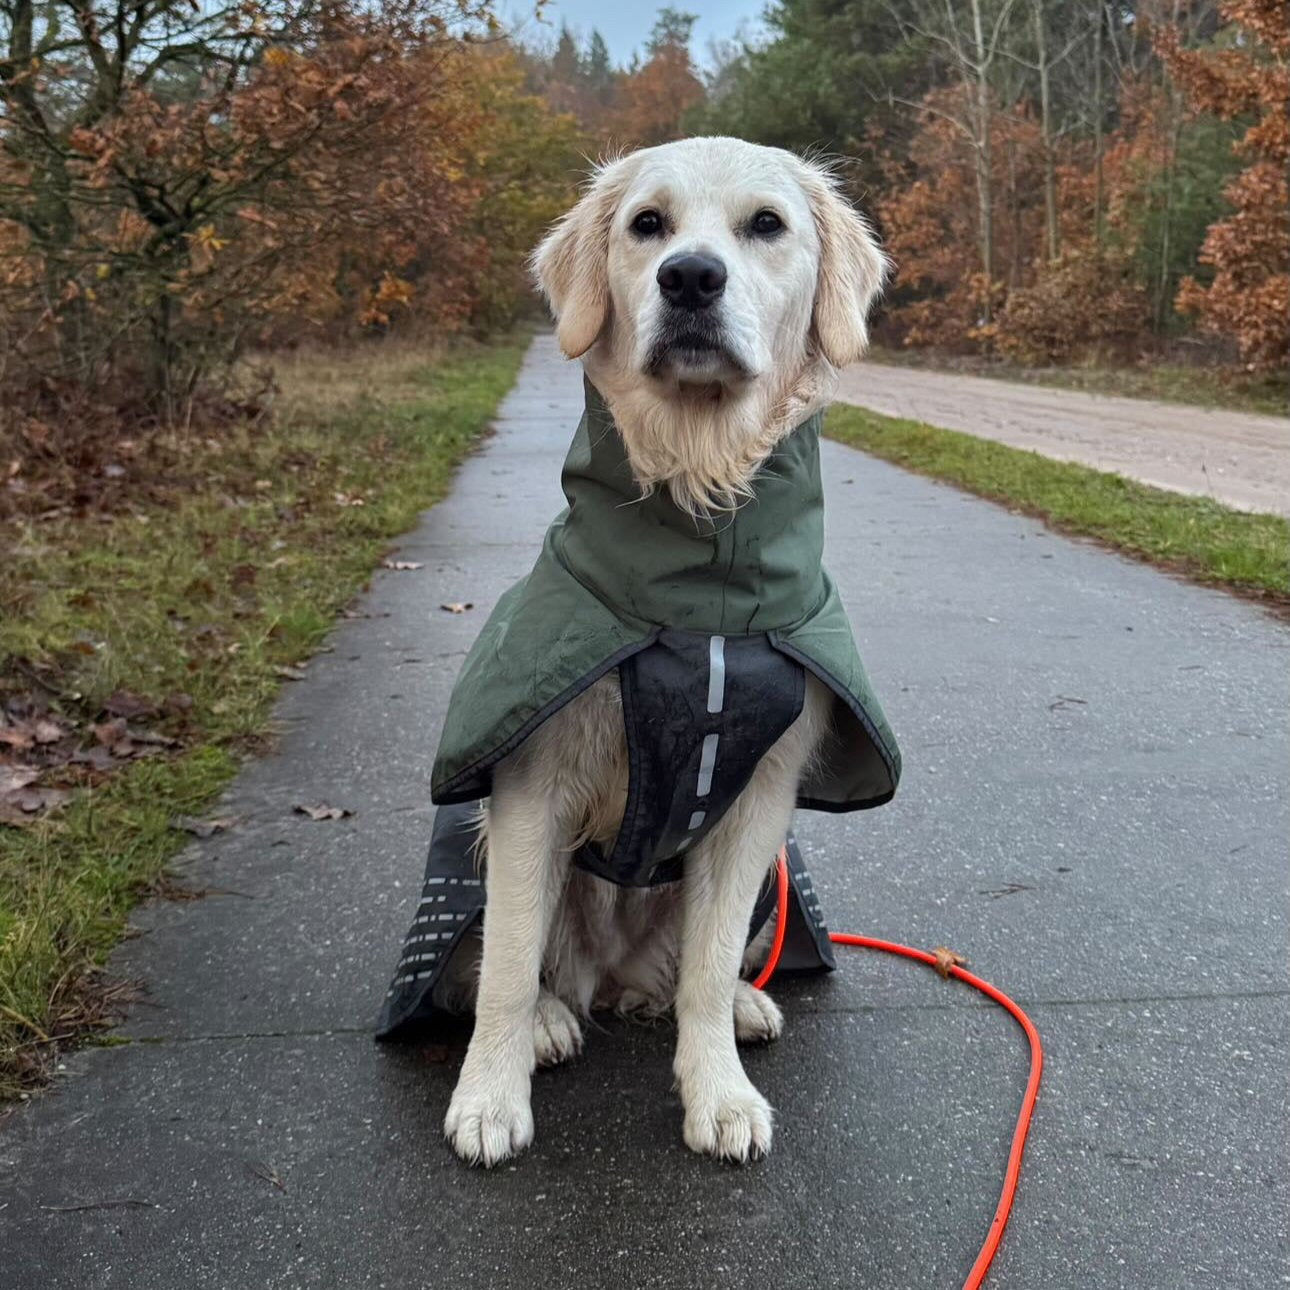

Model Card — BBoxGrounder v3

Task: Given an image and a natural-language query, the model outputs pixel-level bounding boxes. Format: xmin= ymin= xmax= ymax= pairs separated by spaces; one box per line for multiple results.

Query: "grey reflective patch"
xmin=688 ymin=809 xmax=706 ymax=831
xmin=697 ymin=733 xmax=719 ymax=796
xmin=707 ymin=635 xmax=726 ymax=713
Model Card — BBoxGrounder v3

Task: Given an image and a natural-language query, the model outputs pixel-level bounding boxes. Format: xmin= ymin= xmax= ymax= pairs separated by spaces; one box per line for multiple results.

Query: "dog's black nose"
xmin=656 ymin=253 xmax=727 ymax=310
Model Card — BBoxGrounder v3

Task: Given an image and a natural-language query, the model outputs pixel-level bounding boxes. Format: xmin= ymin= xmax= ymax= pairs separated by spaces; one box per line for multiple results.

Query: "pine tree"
xmin=552 ymin=23 xmax=583 ymax=86
xmin=586 ymin=30 xmax=614 ymax=103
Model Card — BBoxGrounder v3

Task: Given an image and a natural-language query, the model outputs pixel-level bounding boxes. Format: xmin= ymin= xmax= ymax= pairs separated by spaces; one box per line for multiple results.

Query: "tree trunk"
xmin=1092 ymin=5 xmax=1105 ymax=248
xmin=970 ymin=0 xmax=995 ymax=324
xmin=1154 ymin=101 xmax=1183 ymax=332
xmin=1007 ymin=138 xmax=1023 ymax=287
xmin=1033 ymin=0 xmax=1059 ymax=261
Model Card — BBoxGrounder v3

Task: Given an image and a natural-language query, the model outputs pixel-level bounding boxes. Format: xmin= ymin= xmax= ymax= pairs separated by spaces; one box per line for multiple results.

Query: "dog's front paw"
xmin=733 ymin=980 xmax=784 ymax=1044
xmin=681 ymin=1077 xmax=774 ymax=1162
xmin=444 ymin=1069 xmax=534 ymax=1167
xmin=533 ymin=990 xmax=583 ymax=1067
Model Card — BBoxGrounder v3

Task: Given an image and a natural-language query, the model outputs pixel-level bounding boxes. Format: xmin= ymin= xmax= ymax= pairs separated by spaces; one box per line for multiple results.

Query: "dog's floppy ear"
xmin=798 ymin=162 xmax=889 ymax=369
xmin=531 ymin=156 xmax=635 ymax=359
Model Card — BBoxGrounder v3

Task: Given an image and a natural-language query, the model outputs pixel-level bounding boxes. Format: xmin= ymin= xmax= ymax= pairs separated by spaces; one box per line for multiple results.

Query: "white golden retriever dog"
xmin=443 ymin=136 xmax=887 ymax=1166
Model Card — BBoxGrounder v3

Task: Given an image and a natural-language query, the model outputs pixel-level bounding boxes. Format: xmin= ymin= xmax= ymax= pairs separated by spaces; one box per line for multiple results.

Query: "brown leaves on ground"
xmin=382 ymin=560 xmax=423 ymax=571
xmin=439 ymin=602 xmax=473 ymax=613
xmin=292 ymin=802 xmax=354 ymax=821
xmin=170 ymin=814 xmax=238 ymax=838
xmin=932 ymin=947 xmax=968 ymax=980
xmin=0 ymin=689 xmax=187 ymax=827
xmin=101 ymin=688 xmax=159 ymax=720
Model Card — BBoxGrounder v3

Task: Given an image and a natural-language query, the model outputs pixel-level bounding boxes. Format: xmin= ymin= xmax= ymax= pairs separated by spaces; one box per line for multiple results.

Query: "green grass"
xmin=825 ymin=404 xmax=1290 ymax=602
xmin=868 ymin=347 xmax=1289 ymax=418
xmin=0 ymin=335 xmax=528 ymax=1097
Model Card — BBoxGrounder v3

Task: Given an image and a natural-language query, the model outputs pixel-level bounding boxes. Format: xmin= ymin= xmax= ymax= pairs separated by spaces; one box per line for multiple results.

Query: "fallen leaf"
xmin=171 ymin=814 xmax=238 ymax=838
xmin=0 ymin=727 xmax=33 ymax=751
xmin=0 ymin=802 xmax=38 ymax=828
xmin=274 ymin=665 xmax=306 ymax=681
xmin=92 ymin=718 xmax=129 ymax=748
xmin=293 ymin=802 xmax=353 ymax=822
xmin=382 ymin=560 xmax=422 ymax=571
xmin=33 ymin=718 xmax=67 ymax=745
xmin=70 ymin=746 xmax=117 ymax=772
xmin=439 ymin=602 xmax=474 ymax=614
xmin=13 ymin=785 xmax=69 ymax=813
xmin=127 ymin=729 xmax=176 ymax=748
xmin=932 ymin=946 xmax=967 ymax=979
xmin=102 ymin=689 xmax=157 ymax=720
xmin=246 ymin=1160 xmax=286 ymax=1192
xmin=0 ymin=766 xmax=39 ymax=796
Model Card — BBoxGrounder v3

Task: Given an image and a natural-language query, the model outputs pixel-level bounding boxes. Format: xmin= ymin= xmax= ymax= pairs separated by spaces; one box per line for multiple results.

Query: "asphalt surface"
xmin=835 ymin=360 xmax=1290 ymax=516
xmin=2 ymin=334 xmax=1287 ymax=1289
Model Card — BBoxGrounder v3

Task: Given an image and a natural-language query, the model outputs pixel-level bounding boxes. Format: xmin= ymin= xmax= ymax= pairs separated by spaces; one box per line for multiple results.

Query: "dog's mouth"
xmin=644 ymin=319 xmax=752 ymax=385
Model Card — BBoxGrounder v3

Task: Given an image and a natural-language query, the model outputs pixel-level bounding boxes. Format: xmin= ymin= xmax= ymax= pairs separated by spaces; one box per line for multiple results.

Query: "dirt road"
xmin=836 ymin=361 xmax=1290 ymax=515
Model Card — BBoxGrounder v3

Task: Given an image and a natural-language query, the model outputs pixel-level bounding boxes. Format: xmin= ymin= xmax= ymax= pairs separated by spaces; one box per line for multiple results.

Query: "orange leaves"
xmin=992 ymin=249 xmax=1149 ymax=365
xmin=360 ymin=273 xmax=416 ymax=328
xmin=611 ymin=46 xmax=705 ymax=148
xmin=1158 ymin=0 xmax=1290 ymax=370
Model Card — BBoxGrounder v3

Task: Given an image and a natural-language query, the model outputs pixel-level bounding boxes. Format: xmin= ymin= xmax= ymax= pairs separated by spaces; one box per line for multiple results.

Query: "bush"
xmin=990 ymin=249 xmax=1149 ymax=364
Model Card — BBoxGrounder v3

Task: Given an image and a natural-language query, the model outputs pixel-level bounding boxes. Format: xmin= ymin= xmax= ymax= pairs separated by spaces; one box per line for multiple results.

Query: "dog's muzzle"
xmin=645 ymin=252 xmax=750 ymax=381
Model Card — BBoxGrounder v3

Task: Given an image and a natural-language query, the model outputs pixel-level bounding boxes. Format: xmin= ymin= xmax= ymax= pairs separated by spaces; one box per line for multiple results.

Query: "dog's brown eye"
xmin=632 ymin=209 xmax=664 ymax=237
xmin=751 ymin=209 xmax=783 ymax=236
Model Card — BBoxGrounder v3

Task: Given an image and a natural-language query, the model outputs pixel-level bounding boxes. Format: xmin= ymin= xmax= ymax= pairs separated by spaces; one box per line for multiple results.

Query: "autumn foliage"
xmin=3 ymin=0 xmax=1286 ymax=458
xmin=685 ymin=0 xmax=1288 ymax=378
xmin=1160 ymin=0 xmax=1289 ymax=370
xmin=0 ymin=0 xmax=584 ymax=450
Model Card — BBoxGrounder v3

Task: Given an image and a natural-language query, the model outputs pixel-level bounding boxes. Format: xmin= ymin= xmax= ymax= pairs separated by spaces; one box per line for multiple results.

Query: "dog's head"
xmin=533 ymin=137 xmax=886 ymax=388
xmin=532 ymin=137 xmax=889 ymax=511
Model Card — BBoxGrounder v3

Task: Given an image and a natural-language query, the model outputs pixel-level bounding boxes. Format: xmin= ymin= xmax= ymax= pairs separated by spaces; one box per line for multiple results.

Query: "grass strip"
xmin=825 ymin=403 xmax=1289 ymax=602
xmin=0 ymin=336 xmax=528 ymax=1097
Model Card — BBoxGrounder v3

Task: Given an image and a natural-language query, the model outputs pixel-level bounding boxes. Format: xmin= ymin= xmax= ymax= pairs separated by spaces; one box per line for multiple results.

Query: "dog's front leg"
xmin=445 ymin=762 xmax=563 ymax=1166
xmin=673 ymin=774 xmax=797 ymax=1162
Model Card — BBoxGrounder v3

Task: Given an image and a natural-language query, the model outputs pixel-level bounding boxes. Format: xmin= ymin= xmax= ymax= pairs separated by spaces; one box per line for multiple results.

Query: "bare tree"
xmin=884 ymin=0 xmax=1022 ymax=323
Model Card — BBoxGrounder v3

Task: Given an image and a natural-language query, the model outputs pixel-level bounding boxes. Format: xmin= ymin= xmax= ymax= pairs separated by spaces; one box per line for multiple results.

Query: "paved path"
xmin=2 ymin=334 xmax=1287 ymax=1288
xmin=836 ymin=361 xmax=1290 ymax=515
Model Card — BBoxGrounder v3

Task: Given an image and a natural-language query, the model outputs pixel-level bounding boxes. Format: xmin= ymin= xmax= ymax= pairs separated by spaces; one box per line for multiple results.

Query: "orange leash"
xmin=752 ymin=849 xmax=1043 ymax=1290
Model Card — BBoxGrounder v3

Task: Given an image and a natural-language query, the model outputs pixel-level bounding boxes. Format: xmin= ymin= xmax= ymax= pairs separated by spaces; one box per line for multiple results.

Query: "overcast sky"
xmin=501 ymin=0 xmax=769 ymax=67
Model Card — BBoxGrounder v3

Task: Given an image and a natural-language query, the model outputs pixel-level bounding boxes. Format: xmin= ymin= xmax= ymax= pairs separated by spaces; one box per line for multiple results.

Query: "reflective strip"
xmin=687 ymin=810 xmax=706 ymax=831
xmin=697 ymin=733 xmax=719 ymax=797
xmin=706 ymin=635 xmax=726 ymax=713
